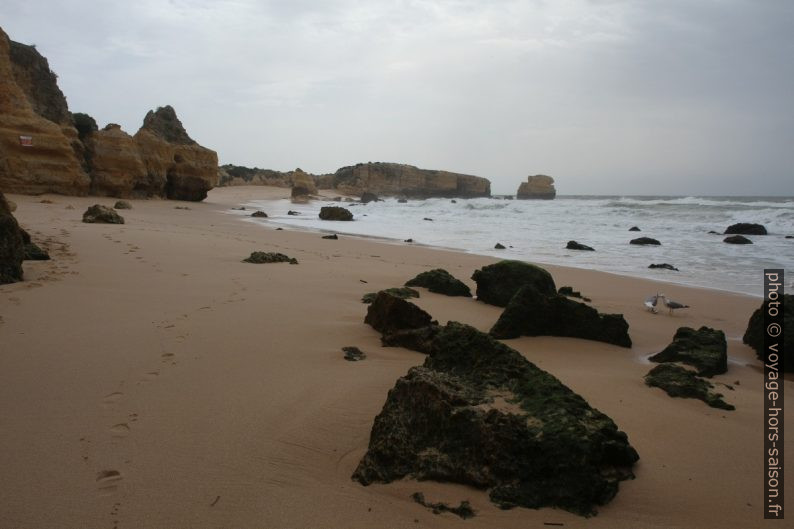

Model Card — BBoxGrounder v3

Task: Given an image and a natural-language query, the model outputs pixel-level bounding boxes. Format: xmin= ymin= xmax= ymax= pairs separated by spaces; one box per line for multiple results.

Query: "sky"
xmin=3 ymin=0 xmax=793 ymax=195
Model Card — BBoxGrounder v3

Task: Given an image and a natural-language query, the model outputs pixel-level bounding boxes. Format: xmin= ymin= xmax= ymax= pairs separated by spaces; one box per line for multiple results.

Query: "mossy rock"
xmin=649 ymin=326 xmax=727 ymax=377
xmin=319 ymin=206 xmax=353 ymax=221
xmin=353 ymin=322 xmax=639 ymax=516
xmin=405 ymin=269 xmax=471 ymax=297
xmin=364 ymin=291 xmax=434 ymax=335
xmin=645 ymin=364 xmax=734 ymax=410
xmin=82 ymin=204 xmax=125 ymax=224
xmin=490 ymin=285 xmax=631 ymax=347
xmin=743 ymin=295 xmax=792 ymax=373
xmin=242 ymin=251 xmax=298 ymax=264
xmin=471 ymin=260 xmax=556 ymax=307
xmin=24 ymin=242 xmax=50 ymax=261
xmin=362 ymin=287 xmax=419 ymax=304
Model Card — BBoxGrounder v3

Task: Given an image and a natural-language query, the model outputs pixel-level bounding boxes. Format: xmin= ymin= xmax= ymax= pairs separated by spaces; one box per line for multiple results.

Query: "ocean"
xmin=232 ymin=195 xmax=794 ymax=297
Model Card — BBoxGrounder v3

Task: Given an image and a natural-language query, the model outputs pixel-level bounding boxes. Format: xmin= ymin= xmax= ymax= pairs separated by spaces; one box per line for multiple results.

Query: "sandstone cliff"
xmin=332 ymin=162 xmax=490 ymax=198
xmin=517 ymin=174 xmax=556 ymax=199
xmin=218 ymin=165 xmax=333 ymax=189
xmin=0 ymin=27 xmax=218 ymax=201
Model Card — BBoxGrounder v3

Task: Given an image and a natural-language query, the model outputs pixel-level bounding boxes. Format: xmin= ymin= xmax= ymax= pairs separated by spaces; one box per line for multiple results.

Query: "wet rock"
xmin=411 ymin=492 xmax=474 ymax=519
xmin=405 ymin=269 xmax=471 ymax=297
xmin=361 ymin=192 xmax=379 ymax=203
xmin=251 ymin=211 xmax=268 ymax=218
xmin=724 ymin=235 xmax=752 ymax=244
xmin=743 ymin=294 xmax=792 ymax=373
xmin=708 ymin=230 xmax=720 ymax=235
xmin=380 ymin=325 xmax=441 ymax=354
xmin=24 ymin=241 xmax=50 ymax=260
xmin=397 ymin=198 xmax=408 ymax=203
xmin=287 ymin=210 xmax=300 ymax=215
xmin=649 ymin=326 xmax=727 ymax=377
xmin=353 ymin=322 xmax=639 ymax=516
xmin=364 ymin=291 xmax=435 ymax=336
xmin=629 ymin=226 xmax=641 ymax=232
xmin=450 ymin=199 xmax=457 ymax=204
xmin=322 ymin=233 xmax=338 ymax=240
xmin=343 ymin=346 xmax=366 ymax=361
xmin=490 ymin=285 xmax=632 ymax=347
xmin=645 ymin=364 xmax=734 ymax=410
xmin=319 ymin=206 xmax=353 ymax=221
xmin=725 ymin=223 xmax=766 ymax=235
xmin=423 ymin=217 xmax=433 ymax=221
xmin=242 ymin=251 xmax=298 ymax=264
xmin=630 ymin=237 xmax=660 ymax=246
xmin=404 ymin=238 xmax=413 ymax=243
xmin=558 ymin=286 xmax=591 ymax=302
xmin=471 ymin=260 xmax=556 ymax=307
xmin=786 ymin=235 xmax=793 ymax=239
xmin=494 ymin=242 xmax=506 ymax=249
xmin=649 ymin=263 xmax=678 ymax=271
xmin=0 ymin=192 xmax=25 ymax=284
xmin=566 ymin=240 xmax=595 ymax=251
xmin=82 ymin=204 xmax=125 ymax=224
xmin=362 ymin=287 xmax=419 ymax=304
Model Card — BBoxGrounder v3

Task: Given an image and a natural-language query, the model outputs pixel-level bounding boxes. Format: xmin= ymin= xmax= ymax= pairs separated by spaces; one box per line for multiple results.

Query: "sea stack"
xmin=516 ymin=175 xmax=556 ymax=199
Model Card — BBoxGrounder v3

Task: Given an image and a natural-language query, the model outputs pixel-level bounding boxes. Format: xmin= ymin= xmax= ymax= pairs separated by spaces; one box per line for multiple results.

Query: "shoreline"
xmin=1 ymin=186 xmax=791 ymax=529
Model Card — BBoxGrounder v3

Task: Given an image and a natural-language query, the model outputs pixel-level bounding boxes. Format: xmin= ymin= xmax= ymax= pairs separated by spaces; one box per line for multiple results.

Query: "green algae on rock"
xmin=645 ymin=364 xmax=734 ymax=410
xmin=471 ymin=260 xmax=556 ymax=307
xmin=649 ymin=326 xmax=727 ymax=377
xmin=242 ymin=252 xmax=298 ymax=264
xmin=405 ymin=268 xmax=472 ymax=297
xmin=361 ymin=287 xmax=419 ymax=304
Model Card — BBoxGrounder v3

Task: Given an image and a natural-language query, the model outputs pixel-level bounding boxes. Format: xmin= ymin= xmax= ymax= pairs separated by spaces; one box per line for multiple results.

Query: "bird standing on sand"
xmin=644 ymin=294 xmax=660 ymax=314
xmin=658 ymin=294 xmax=689 ymax=315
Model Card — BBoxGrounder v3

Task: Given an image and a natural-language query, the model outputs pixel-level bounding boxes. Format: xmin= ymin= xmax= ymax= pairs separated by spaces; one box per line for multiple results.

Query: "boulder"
xmin=251 ymin=211 xmax=268 ymax=218
xmin=471 ymin=260 xmax=556 ymax=307
xmin=364 ymin=291 xmax=435 ymax=336
xmin=114 ymin=200 xmax=132 ymax=209
xmin=353 ymin=321 xmax=639 ymax=516
xmin=242 ymin=251 xmax=298 ymax=264
xmin=649 ymin=327 xmax=727 ymax=377
xmin=558 ymin=286 xmax=591 ymax=302
xmin=490 ymin=285 xmax=632 ymax=347
xmin=397 ymin=198 xmax=408 ymax=203
xmin=0 ymin=191 xmax=25 ymax=284
xmin=360 ymin=192 xmax=379 ymax=203
xmin=630 ymin=237 xmax=660 ymax=245
xmin=567 ymin=240 xmax=595 ymax=251
xmin=321 ymin=233 xmax=338 ymax=240
xmin=82 ymin=204 xmax=124 ymax=224
xmin=405 ymin=268 xmax=472 ymax=297
xmin=724 ymin=235 xmax=752 ymax=244
xmin=332 ymin=162 xmax=490 ymax=198
xmin=494 ymin=242 xmax=505 ymax=249
xmin=287 ymin=210 xmax=300 ymax=216
xmin=319 ymin=206 xmax=353 ymax=221
xmin=342 ymin=346 xmax=366 ymax=362
xmin=645 ymin=364 xmax=734 ymax=410
xmin=629 ymin=226 xmax=641 ymax=232
xmin=649 ymin=263 xmax=678 ymax=271
xmin=23 ymin=241 xmax=49 ymax=260
xmin=362 ymin=287 xmax=419 ymax=304
xmin=725 ymin=223 xmax=766 ymax=235
xmin=743 ymin=295 xmax=792 ymax=373
xmin=516 ymin=174 xmax=556 ymax=199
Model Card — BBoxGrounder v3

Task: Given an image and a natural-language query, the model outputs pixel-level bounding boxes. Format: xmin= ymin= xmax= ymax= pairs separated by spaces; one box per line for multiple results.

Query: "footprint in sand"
xmin=96 ymin=470 xmax=123 ymax=494
xmin=138 ymin=371 xmax=159 ymax=384
xmin=110 ymin=423 xmax=130 ymax=437
xmin=102 ymin=392 xmax=124 ymax=406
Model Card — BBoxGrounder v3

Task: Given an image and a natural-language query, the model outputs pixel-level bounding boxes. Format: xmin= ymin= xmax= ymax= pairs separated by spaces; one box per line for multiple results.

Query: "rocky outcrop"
xmin=630 ymin=237 xmax=661 ymax=246
xmin=0 ymin=28 xmax=218 ymax=201
xmin=516 ymin=175 xmax=555 ymax=199
xmin=332 ymin=162 xmax=490 ymax=198
xmin=567 ymin=240 xmax=594 ymax=251
xmin=743 ymin=295 xmax=792 ymax=373
xmin=490 ymin=285 xmax=632 ymax=347
xmin=724 ymin=235 xmax=752 ymax=244
xmin=405 ymin=269 xmax=472 ymax=297
xmin=0 ymin=28 xmax=90 ymax=196
xmin=364 ymin=291 xmax=435 ymax=336
xmin=649 ymin=263 xmax=678 ymax=271
xmin=290 ymin=168 xmax=317 ymax=200
xmin=82 ymin=204 xmax=124 ymax=224
xmin=217 ymin=164 xmax=334 ymax=189
xmin=353 ymin=321 xmax=639 ymax=516
xmin=1 ymin=192 xmax=25 ymax=284
xmin=471 ymin=260 xmax=556 ymax=307
xmin=319 ymin=206 xmax=353 ymax=221
xmin=725 ymin=223 xmax=766 ymax=235
xmin=649 ymin=327 xmax=727 ymax=377
xmin=645 ymin=364 xmax=734 ymax=410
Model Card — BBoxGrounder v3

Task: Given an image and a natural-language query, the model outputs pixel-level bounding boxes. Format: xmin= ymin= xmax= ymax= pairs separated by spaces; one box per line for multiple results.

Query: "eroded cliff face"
xmin=0 ymin=27 xmax=218 ymax=201
xmin=517 ymin=174 xmax=556 ymax=199
xmin=332 ymin=162 xmax=490 ymax=198
xmin=0 ymin=28 xmax=90 ymax=195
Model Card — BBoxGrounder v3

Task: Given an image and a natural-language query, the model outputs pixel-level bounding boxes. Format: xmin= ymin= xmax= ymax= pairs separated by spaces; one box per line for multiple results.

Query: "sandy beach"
xmin=1 ymin=185 xmax=791 ymax=529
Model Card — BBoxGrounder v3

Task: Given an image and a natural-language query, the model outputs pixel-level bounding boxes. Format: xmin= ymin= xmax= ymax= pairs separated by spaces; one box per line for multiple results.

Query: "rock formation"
xmin=645 ymin=364 xmax=734 ymax=410
xmin=725 ymin=223 xmax=767 ymax=235
xmin=332 ymin=162 xmax=490 ymax=198
xmin=0 ymin=27 xmax=218 ymax=201
xmin=471 ymin=260 xmax=556 ymax=307
xmin=567 ymin=240 xmax=595 ymax=251
xmin=242 ymin=252 xmax=298 ymax=264
xmin=82 ymin=204 xmax=124 ymax=224
xmin=319 ymin=206 xmax=353 ymax=221
xmin=649 ymin=327 xmax=727 ymax=377
xmin=490 ymin=285 xmax=632 ymax=347
xmin=516 ymin=175 xmax=556 ymax=199
xmin=0 ymin=191 xmax=25 ymax=284
xmin=361 ymin=287 xmax=419 ymax=304
xmin=290 ymin=168 xmax=317 ymax=200
xmin=743 ymin=295 xmax=792 ymax=373
xmin=404 ymin=269 xmax=472 ymax=297
xmin=353 ymin=321 xmax=639 ymax=516
xmin=724 ymin=235 xmax=752 ymax=244
xmin=630 ymin=237 xmax=661 ymax=246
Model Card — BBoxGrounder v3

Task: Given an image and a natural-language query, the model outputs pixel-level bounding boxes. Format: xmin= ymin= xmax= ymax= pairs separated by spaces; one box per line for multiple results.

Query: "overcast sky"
xmin=3 ymin=0 xmax=793 ymax=195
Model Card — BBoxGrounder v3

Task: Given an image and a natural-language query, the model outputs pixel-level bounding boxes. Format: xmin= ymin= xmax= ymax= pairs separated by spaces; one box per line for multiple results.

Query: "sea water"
xmin=233 ymin=195 xmax=794 ymax=297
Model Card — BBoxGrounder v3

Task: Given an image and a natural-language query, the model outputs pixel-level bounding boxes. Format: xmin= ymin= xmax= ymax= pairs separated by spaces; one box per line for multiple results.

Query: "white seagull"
xmin=644 ymin=293 xmax=660 ymax=313
xmin=658 ymin=294 xmax=689 ymax=315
